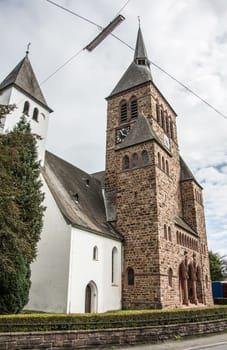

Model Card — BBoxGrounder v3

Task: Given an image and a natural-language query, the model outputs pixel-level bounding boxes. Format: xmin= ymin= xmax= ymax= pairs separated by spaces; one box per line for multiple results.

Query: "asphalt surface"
xmin=108 ymin=333 xmax=227 ymax=350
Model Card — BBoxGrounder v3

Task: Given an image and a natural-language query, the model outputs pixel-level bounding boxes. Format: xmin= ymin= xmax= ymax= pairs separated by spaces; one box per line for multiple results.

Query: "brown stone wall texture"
xmin=105 ymin=74 xmax=213 ymax=309
xmin=0 ymin=319 xmax=227 ymax=349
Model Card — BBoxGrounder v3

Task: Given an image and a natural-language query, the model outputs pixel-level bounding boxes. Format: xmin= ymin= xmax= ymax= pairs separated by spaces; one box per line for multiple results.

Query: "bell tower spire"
xmin=109 ymin=26 xmax=152 ymax=97
xmin=134 ymin=25 xmax=150 ymax=67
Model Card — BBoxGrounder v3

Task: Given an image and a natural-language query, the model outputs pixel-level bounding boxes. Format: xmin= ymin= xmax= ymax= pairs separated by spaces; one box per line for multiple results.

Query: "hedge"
xmin=214 ymin=298 xmax=227 ymax=305
xmin=0 ymin=306 xmax=227 ymax=333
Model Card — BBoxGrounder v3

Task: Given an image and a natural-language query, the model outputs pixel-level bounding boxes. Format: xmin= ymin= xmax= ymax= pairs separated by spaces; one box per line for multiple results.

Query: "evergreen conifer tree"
xmin=0 ymin=112 xmax=45 ymax=313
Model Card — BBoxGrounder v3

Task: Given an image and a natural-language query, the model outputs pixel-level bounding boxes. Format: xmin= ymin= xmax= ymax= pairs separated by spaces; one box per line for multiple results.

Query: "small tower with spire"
xmin=104 ymin=27 xmax=212 ymax=309
xmin=0 ymin=55 xmax=52 ymax=165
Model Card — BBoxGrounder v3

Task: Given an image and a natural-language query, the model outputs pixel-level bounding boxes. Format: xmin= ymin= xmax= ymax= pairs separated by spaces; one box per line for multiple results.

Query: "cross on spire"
xmin=26 ymin=42 xmax=31 ymax=56
xmin=138 ymin=16 xmax=141 ymax=27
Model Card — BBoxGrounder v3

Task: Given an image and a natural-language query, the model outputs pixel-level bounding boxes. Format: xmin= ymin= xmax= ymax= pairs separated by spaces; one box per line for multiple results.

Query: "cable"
xmin=109 ymin=35 xmax=227 ymax=120
xmin=116 ymin=0 xmax=132 ymax=15
xmin=149 ymin=60 xmax=227 ymax=121
xmin=44 ymin=0 xmax=226 ymax=120
xmin=40 ymin=48 xmax=84 ymax=85
xmin=45 ymin=0 xmax=102 ymax=30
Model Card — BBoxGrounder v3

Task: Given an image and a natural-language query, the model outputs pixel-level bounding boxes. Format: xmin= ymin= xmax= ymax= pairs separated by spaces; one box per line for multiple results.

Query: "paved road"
xmin=108 ymin=333 xmax=227 ymax=350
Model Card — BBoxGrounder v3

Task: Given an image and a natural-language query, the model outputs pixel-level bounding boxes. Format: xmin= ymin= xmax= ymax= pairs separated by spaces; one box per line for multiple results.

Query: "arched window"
xmin=168 ymin=227 xmax=171 ymax=241
xmin=127 ymin=267 xmax=134 ymax=286
xmin=111 ymin=247 xmax=118 ymax=284
xmin=130 ymin=97 xmax=138 ymax=119
xmin=93 ymin=246 xmax=98 ymax=260
xmin=166 ymin=115 xmax=170 ymax=135
xmin=120 ymin=100 xmax=127 ymax=123
xmin=162 ymin=156 xmax=165 ymax=171
xmin=163 ymin=111 xmax=166 ymax=132
xmin=23 ymin=101 xmax=30 ymax=115
xmin=158 ymin=152 xmax=161 ymax=167
xmin=142 ymin=150 xmax=149 ymax=166
xmin=32 ymin=107 xmax=39 ymax=122
xmin=168 ymin=268 xmax=173 ymax=288
xmin=132 ymin=153 xmax=138 ymax=168
xmin=205 ymin=275 xmax=209 ymax=289
xmin=123 ymin=155 xmax=130 ymax=170
xmin=164 ymin=224 xmax=167 ymax=240
xmin=187 ymin=236 xmax=189 ymax=247
xmin=161 ymin=108 xmax=164 ymax=129
xmin=170 ymin=121 xmax=174 ymax=139
xmin=179 ymin=232 xmax=182 ymax=245
xmin=166 ymin=160 xmax=169 ymax=175
xmin=156 ymin=102 xmax=160 ymax=124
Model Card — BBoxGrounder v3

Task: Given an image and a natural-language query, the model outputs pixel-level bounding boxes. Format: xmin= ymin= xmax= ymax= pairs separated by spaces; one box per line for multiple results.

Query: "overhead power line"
xmin=44 ymin=0 xmax=227 ymax=120
xmin=45 ymin=0 xmax=102 ymax=29
xmin=116 ymin=0 xmax=132 ymax=15
xmin=40 ymin=48 xmax=84 ymax=85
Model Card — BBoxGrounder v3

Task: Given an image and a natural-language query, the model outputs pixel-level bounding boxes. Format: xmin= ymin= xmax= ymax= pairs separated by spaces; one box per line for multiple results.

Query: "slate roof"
xmin=109 ymin=62 xmax=152 ymax=97
xmin=174 ymin=216 xmax=198 ymax=236
xmin=180 ymin=156 xmax=202 ymax=188
xmin=116 ymin=114 xmax=158 ymax=150
xmin=134 ymin=26 xmax=149 ymax=62
xmin=108 ymin=27 xmax=152 ymax=98
xmin=0 ymin=56 xmax=52 ymax=112
xmin=42 ymin=151 xmax=122 ymax=241
xmin=92 ymin=170 xmax=105 ymax=187
xmin=43 ymin=151 xmax=199 ymax=235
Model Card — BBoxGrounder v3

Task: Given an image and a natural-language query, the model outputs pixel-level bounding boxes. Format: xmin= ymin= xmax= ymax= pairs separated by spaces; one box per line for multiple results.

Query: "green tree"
xmin=209 ymin=251 xmax=227 ymax=281
xmin=0 ymin=113 xmax=45 ymax=313
xmin=0 ymin=103 xmax=15 ymax=126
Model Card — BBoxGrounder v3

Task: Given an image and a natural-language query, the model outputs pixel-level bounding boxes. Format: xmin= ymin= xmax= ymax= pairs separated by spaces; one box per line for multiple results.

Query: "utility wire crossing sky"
xmin=44 ymin=0 xmax=227 ymax=121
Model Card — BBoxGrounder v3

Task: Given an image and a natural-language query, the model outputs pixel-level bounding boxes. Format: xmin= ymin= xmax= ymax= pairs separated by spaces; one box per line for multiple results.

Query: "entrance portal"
xmin=85 ymin=281 xmax=98 ymax=313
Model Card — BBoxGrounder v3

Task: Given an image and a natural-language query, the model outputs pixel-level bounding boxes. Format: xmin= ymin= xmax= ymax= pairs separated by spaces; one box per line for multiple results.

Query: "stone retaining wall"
xmin=0 ymin=319 xmax=226 ymax=349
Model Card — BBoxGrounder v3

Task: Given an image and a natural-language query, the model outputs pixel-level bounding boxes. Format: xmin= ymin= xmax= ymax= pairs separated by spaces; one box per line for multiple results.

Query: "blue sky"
xmin=0 ymin=0 xmax=227 ymax=256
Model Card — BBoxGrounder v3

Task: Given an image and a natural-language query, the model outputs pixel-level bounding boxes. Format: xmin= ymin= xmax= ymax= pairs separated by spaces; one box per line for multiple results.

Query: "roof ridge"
xmin=116 ymin=113 xmax=157 ymax=150
xmin=0 ymin=55 xmax=50 ymax=110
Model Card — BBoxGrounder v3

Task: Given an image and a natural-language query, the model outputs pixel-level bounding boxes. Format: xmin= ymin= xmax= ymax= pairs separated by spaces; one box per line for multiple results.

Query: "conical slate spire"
xmin=134 ymin=26 xmax=149 ymax=67
xmin=0 ymin=55 xmax=51 ymax=110
xmin=109 ymin=27 xmax=152 ymax=97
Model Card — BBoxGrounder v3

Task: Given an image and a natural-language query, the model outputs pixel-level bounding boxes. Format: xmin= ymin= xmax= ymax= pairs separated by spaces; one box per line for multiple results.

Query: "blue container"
xmin=212 ymin=282 xmax=223 ymax=298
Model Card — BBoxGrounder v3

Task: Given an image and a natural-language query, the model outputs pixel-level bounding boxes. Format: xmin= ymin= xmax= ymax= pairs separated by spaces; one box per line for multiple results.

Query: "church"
xmin=0 ymin=27 xmax=213 ymax=313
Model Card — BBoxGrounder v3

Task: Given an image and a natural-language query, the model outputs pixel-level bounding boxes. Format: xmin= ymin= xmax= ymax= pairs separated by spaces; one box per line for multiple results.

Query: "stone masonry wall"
xmin=0 ymin=319 xmax=226 ymax=349
xmin=105 ymin=76 xmax=213 ymax=309
xmin=115 ymin=142 xmax=161 ymax=309
xmin=181 ymin=180 xmax=213 ymax=305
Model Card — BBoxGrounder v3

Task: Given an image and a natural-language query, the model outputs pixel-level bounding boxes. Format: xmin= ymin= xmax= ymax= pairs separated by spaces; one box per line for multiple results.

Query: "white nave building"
xmin=0 ymin=53 xmax=122 ymax=314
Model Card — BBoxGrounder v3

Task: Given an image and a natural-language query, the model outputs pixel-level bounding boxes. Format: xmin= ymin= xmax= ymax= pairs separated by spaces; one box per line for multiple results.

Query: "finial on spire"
xmin=138 ymin=16 xmax=141 ymax=27
xmin=26 ymin=42 xmax=31 ymax=56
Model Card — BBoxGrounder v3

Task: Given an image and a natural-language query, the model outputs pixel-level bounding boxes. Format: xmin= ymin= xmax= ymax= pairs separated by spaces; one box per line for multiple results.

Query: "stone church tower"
xmin=104 ymin=27 xmax=213 ymax=309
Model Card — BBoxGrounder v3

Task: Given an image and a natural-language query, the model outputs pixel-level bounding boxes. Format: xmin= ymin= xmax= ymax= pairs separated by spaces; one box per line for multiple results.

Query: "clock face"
xmin=164 ymin=134 xmax=170 ymax=150
xmin=116 ymin=126 xmax=130 ymax=144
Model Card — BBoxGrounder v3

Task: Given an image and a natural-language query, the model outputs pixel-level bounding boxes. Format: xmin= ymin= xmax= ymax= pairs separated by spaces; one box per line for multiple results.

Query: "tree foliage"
xmin=0 ymin=104 xmax=16 ymax=127
xmin=0 ymin=112 xmax=45 ymax=313
xmin=209 ymin=251 xmax=227 ymax=281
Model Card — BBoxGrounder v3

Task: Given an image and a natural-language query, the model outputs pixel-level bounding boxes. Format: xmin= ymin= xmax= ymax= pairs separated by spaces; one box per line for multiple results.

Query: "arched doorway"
xmin=85 ymin=281 xmax=98 ymax=313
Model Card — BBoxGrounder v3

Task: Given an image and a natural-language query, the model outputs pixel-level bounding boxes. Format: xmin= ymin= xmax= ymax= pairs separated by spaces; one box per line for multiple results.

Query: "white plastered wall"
xmin=67 ymin=227 xmax=122 ymax=313
xmin=0 ymin=87 xmax=50 ymax=165
xmin=26 ymin=175 xmax=71 ymax=313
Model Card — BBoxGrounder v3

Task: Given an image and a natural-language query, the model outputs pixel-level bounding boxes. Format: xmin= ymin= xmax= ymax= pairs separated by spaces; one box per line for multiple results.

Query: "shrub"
xmin=0 ymin=306 xmax=226 ymax=333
